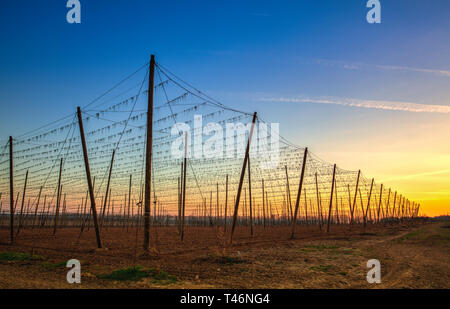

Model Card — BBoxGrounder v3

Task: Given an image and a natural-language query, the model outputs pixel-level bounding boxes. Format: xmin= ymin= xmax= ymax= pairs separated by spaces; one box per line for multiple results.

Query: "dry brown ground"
xmin=0 ymin=221 xmax=448 ymax=288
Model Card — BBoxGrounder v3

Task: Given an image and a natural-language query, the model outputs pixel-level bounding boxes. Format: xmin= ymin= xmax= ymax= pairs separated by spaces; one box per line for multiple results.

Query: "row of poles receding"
xmin=2 ymin=55 xmax=421 ymax=249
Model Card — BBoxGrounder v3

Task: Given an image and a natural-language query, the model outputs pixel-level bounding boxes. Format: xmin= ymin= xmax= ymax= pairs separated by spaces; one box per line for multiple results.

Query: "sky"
xmin=0 ymin=0 xmax=449 ymax=216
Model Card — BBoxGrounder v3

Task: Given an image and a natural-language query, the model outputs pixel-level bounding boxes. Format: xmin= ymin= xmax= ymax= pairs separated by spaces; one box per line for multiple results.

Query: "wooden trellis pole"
xmin=350 ymin=170 xmax=360 ymax=225
xmin=127 ymin=174 xmax=132 ymax=231
xmin=32 ymin=186 xmax=42 ymax=229
xmin=285 ymin=165 xmax=293 ymax=223
xmin=334 ymin=176 xmax=339 ymax=225
xmin=248 ymin=157 xmax=253 ymax=236
xmin=386 ymin=188 xmax=391 ymax=219
xmin=364 ymin=178 xmax=374 ymax=231
xmin=39 ymin=195 xmax=47 ymax=227
xmin=315 ymin=172 xmax=320 ymax=229
xmin=77 ymin=106 xmax=102 ymax=248
xmin=303 ymin=188 xmax=307 ymax=224
xmin=16 ymin=170 xmax=29 ymax=236
xmin=143 ymin=54 xmax=155 ymax=250
xmin=359 ymin=188 xmax=364 ymax=223
xmin=9 ymin=136 xmax=14 ymax=243
xmin=262 ymin=179 xmax=266 ymax=228
xmin=53 ymin=158 xmax=63 ymax=235
xmin=181 ymin=132 xmax=187 ymax=241
xmin=224 ymin=174 xmax=228 ymax=232
xmin=101 ymin=150 xmax=115 ymax=229
xmin=229 ymin=112 xmax=257 ymax=244
xmin=290 ymin=147 xmax=308 ymax=239
xmin=326 ymin=164 xmax=337 ymax=233
xmin=377 ymin=184 xmax=383 ymax=223
xmin=178 ymin=174 xmax=181 ymax=233
xmin=392 ymin=191 xmax=397 ymax=219
xmin=216 ymin=183 xmax=219 ymax=223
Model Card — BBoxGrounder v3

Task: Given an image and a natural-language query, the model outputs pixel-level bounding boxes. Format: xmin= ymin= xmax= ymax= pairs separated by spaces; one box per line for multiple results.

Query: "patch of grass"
xmin=41 ymin=261 xmax=67 ymax=270
xmin=196 ymin=254 xmax=247 ymax=265
xmin=310 ymin=265 xmax=334 ymax=273
xmin=0 ymin=252 xmax=44 ymax=261
xmin=302 ymin=245 xmax=357 ymax=256
xmin=98 ymin=266 xmax=176 ymax=283
xmin=422 ymin=226 xmax=450 ymax=245
xmin=395 ymin=229 xmax=424 ymax=242
xmin=303 ymin=244 xmax=340 ymax=251
xmin=152 ymin=270 xmax=177 ymax=283
xmin=360 ymin=232 xmax=376 ymax=236
xmin=340 ymin=248 xmax=355 ymax=255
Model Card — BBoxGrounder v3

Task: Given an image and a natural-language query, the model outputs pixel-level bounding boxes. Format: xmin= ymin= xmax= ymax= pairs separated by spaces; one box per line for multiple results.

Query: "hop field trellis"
xmin=0 ymin=56 xmax=421 ymax=249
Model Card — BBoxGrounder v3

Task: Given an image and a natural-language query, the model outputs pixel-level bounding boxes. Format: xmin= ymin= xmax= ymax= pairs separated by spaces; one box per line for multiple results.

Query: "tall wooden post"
xmin=229 ymin=112 xmax=257 ymax=243
xmin=16 ymin=170 xmax=29 ymax=235
xmin=364 ymin=178 xmax=374 ymax=230
xmin=262 ymin=179 xmax=266 ymax=228
xmin=181 ymin=132 xmax=187 ymax=241
xmin=9 ymin=136 xmax=14 ymax=243
xmin=178 ymin=173 xmax=181 ymax=233
xmin=386 ymin=188 xmax=391 ymax=219
xmin=303 ymin=188 xmax=307 ymax=224
xmin=32 ymin=186 xmax=43 ymax=229
xmin=101 ymin=150 xmax=115 ymax=228
xmin=392 ymin=191 xmax=397 ymax=219
xmin=350 ymin=170 xmax=360 ymax=225
xmin=39 ymin=195 xmax=47 ymax=227
xmin=285 ymin=165 xmax=293 ymax=222
xmin=248 ymin=157 xmax=253 ymax=236
xmin=224 ymin=174 xmax=228 ymax=232
xmin=315 ymin=172 xmax=320 ymax=229
xmin=334 ymin=177 xmax=339 ymax=224
xmin=77 ymin=106 xmax=102 ymax=248
xmin=143 ymin=54 xmax=155 ymax=250
xmin=216 ymin=183 xmax=219 ymax=223
xmin=377 ymin=184 xmax=383 ymax=223
xmin=53 ymin=158 xmax=63 ymax=235
xmin=61 ymin=193 xmax=67 ymax=227
xmin=290 ymin=147 xmax=308 ymax=238
xmin=127 ymin=174 xmax=132 ymax=231
xmin=209 ymin=191 xmax=213 ymax=226
xmin=326 ymin=164 xmax=337 ymax=233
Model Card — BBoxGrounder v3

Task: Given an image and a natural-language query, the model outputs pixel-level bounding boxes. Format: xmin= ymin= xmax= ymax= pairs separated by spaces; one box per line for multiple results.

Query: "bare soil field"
xmin=0 ymin=221 xmax=448 ymax=288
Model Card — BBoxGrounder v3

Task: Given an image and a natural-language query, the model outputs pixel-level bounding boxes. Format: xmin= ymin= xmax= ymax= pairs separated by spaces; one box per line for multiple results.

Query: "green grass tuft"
xmin=196 ymin=254 xmax=247 ymax=265
xmin=310 ymin=265 xmax=334 ymax=273
xmin=303 ymin=244 xmax=340 ymax=251
xmin=395 ymin=229 xmax=424 ymax=242
xmin=41 ymin=261 xmax=67 ymax=270
xmin=0 ymin=252 xmax=44 ymax=261
xmin=98 ymin=266 xmax=177 ymax=283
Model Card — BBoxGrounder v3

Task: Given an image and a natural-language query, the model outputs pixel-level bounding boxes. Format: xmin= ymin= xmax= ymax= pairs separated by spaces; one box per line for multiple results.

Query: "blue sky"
xmin=1 ymin=0 xmax=449 ymax=214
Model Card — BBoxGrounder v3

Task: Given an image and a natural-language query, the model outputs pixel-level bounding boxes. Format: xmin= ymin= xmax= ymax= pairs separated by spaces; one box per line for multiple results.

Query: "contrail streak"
xmin=259 ymin=97 xmax=450 ymax=114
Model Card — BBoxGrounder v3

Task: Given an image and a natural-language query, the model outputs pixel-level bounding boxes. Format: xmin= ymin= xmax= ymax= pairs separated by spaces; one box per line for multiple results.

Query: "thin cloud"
xmin=314 ymin=59 xmax=450 ymax=78
xmin=258 ymin=96 xmax=450 ymax=114
xmin=376 ymin=64 xmax=450 ymax=78
xmin=380 ymin=168 xmax=450 ymax=182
